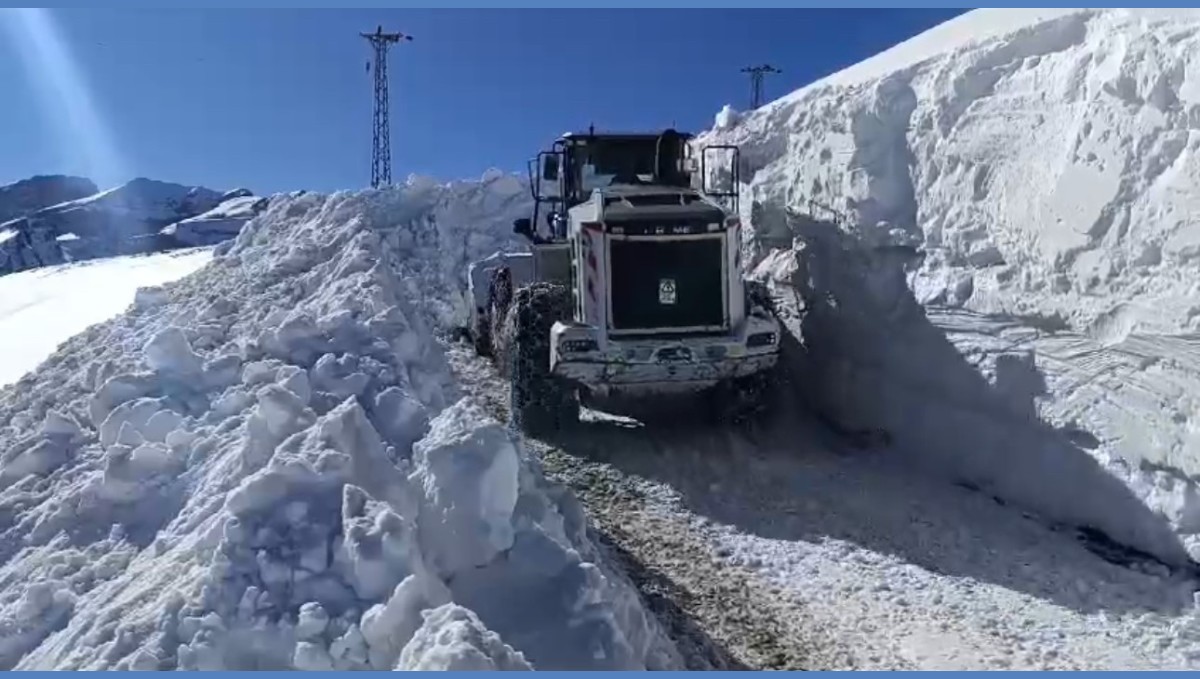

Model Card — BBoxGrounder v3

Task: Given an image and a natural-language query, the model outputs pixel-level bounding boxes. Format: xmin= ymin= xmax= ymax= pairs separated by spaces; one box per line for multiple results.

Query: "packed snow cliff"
xmin=701 ymin=8 xmax=1200 ymax=564
xmin=0 ymin=177 xmax=264 ymax=276
xmin=0 ymin=175 xmax=677 ymax=670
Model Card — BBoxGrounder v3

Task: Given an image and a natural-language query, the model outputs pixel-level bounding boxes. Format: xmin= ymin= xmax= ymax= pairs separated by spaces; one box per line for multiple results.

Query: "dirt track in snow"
xmin=444 ymin=341 xmax=854 ymax=670
xmin=445 ymin=338 xmax=1200 ymax=670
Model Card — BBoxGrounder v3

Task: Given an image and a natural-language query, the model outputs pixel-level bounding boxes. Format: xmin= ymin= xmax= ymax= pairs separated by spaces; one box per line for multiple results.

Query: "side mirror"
xmin=513 ymin=217 xmax=533 ymax=238
xmin=542 ymin=155 xmax=560 ymax=181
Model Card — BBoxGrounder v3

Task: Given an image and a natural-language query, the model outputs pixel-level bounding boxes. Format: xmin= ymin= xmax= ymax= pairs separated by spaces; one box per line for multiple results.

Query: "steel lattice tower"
xmin=362 ymin=25 xmax=413 ymax=188
xmin=741 ymin=64 xmax=781 ymax=109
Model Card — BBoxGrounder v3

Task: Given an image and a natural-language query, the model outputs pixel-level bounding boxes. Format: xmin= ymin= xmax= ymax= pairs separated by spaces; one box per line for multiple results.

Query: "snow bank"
xmin=0 ymin=178 xmax=676 ymax=670
xmin=701 ymin=8 xmax=1200 ymax=564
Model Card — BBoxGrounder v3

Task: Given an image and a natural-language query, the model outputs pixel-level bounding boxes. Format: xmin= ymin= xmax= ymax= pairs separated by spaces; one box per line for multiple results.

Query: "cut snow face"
xmin=701 ymin=8 xmax=1200 ymax=564
xmin=0 ymin=178 xmax=675 ymax=670
xmin=0 ymin=249 xmax=213 ymax=388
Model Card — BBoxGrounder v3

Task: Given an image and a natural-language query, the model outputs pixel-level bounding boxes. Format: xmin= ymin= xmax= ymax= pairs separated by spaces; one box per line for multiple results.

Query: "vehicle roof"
xmin=558 ymin=130 xmax=695 ymax=142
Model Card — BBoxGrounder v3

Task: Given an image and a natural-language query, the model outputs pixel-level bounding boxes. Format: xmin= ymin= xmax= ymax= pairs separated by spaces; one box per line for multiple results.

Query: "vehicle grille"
xmin=608 ymin=236 xmax=725 ymax=331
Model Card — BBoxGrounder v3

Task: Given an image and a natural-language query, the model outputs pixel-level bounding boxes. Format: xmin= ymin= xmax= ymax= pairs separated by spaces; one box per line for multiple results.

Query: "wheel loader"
xmin=467 ymin=128 xmax=781 ymax=435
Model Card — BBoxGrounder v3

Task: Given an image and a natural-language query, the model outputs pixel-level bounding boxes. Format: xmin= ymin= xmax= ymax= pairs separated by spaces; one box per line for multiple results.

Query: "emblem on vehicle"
xmin=658 ymin=278 xmax=677 ymax=305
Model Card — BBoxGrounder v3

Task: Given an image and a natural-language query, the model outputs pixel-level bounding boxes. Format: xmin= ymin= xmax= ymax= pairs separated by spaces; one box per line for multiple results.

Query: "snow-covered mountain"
xmin=159 ymin=190 xmax=269 ymax=247
xmin=701 ymin=8 xmax=1200 ymax=563
xmin=0 ymin=177 xmax=259 ymax=275
xmin=0 ymin=175 xmax=98 ymax=224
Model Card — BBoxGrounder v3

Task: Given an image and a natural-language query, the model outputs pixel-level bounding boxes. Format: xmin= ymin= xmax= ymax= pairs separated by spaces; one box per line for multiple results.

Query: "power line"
xmin=741 ymin=64 xmax=781 ymax=109
xmin=361 ymin=25 xmax=413 ymax=189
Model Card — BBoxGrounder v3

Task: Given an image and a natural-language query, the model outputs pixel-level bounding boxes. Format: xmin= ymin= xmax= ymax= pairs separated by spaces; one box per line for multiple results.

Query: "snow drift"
xmin=0 ymin=178 xmax=250 ymax=276
xmin=701 ymin=8 xmax=1200 ymax=564
xmin=0 ymin=175 xmax=677 ymax=670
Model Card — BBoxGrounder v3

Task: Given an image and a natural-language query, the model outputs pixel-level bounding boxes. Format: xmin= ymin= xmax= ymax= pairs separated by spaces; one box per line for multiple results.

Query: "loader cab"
xmin=517 ymin=128 xmax=740 ymax=245
xmin=537 ymin=130 xmax=694 ymax=212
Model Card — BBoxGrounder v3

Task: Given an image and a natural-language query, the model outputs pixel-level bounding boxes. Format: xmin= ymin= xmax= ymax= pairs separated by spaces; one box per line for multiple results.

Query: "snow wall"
xmin=0 ymin=174 xmax=680 ymax=670
xmin=703 ymin=8 xmax=1200 ymax=565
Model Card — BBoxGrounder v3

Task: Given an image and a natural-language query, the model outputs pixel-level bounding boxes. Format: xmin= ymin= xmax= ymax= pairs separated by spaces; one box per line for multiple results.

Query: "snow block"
xmin=396 ymin=604 xmax=532 ymax=671
xmin=410 ymin=399 xmax=520 ymax=577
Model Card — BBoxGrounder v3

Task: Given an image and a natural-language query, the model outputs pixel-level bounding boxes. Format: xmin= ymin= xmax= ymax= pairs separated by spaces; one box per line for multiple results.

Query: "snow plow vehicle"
xmin=467 ymin=128 xmax=781 ymax=434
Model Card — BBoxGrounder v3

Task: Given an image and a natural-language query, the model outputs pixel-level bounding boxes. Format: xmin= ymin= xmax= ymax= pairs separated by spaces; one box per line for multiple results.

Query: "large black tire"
xmin=471 ymin=312 xmax=492 ymax=357
xmin=709 ymin=369 xmax=778 ymax=427
xmin=487 ymin=267 xmax=513 ymax=367
xmin=711 ymin=278 xmax=783 ymax=427
xmin=502 ymin=282 xmax=579 ymax=436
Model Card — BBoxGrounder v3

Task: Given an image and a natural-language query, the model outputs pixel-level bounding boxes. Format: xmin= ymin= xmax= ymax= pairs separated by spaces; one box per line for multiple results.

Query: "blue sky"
xmin=0 ymin=8 xmax=962 ymax=195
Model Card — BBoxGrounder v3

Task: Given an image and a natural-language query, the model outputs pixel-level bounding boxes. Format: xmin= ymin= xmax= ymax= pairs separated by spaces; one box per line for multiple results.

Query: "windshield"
xmin=573 ymin=138 xmax=666 ymax=192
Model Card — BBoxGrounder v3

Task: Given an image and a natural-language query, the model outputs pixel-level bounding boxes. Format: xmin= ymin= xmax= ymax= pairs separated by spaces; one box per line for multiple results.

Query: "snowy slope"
xmin=700 ymin=8 xmax=1200 ymax=564
xmin=0 ymin=249 xmax=213 ymax=388
xmin=160 ymin=192 xmax=270 ymax=247
xmin=0 ymin=175 xmax=675 ymax=670
xmin=0 ymin=178 xmax=239 ymax=276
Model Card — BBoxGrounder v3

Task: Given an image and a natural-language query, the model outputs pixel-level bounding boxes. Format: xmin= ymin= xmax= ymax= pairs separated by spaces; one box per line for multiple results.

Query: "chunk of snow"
xmin=411 ymin=400 xmax=521 ymax=575
xmin=714 ymin=104 xmax=741 ymax=130
xmin=40 ymin=409 xmax=81 ymax=439
xmin=143 ymin=327 xmax=204 ymax=377
xmin=396 ymin=604 xmax=532 ymax=671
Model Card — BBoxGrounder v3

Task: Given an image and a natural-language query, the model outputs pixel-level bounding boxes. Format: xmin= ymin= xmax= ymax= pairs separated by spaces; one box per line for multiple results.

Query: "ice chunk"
xmin=714 ymin=103 xmax=742 ymax=130
xmin=133 ymin=286 xmax=171 ymax=310
xmin=310 ymin=353 xmax=369 ymax=399
xmin=143 ymin=326 xmax=203 ymax=377
xmin=396 ymin=604 xmax=532 ymax=671
xmin=411 ymin=399 xmax=520 ymax=575
xmin=293 ymin=641 xmax=334 ymax=671
xmin=371 ymin=386 xmax=429 ymax=453
xmin=339 ymin=485 xmax=422 ymax=601
xmin=99 ymin=398 xmax=162 ymax=448
xmin=329 ymin=623 xmax=369 ymax=670
xmin=360 ymin=573 xmax=452 ymax=669
xmin=89 ymin=372 xmax=157 ymax=426
xmin=41 ymin=410 xmax=82 ymax=439
xmin=277 ymin=365 xmax=312 ymax=404
xmin=142 ymin=409 xmax=184 ymax=444
xmin=242 ymin=360 xmax=282 ymax=386
xmin=295 ymin=602 xmax=330 ymax=640
xmin=202 ymin=354 xmax=242 ymax=391
xmin=254 ymin=384 xmax=315 ymax=440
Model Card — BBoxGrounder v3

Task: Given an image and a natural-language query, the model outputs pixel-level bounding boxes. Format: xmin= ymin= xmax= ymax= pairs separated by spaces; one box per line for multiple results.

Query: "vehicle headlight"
xmin=561 ymin=339 xmax=598 ymax=354
xmin=747 ymin=332 xmax=776 ymax=348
